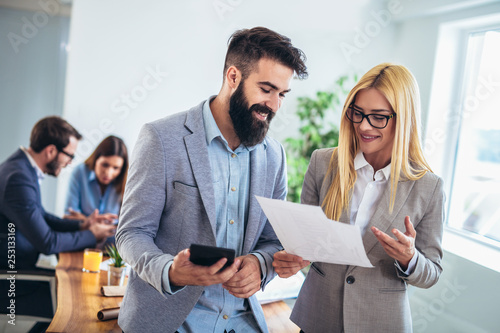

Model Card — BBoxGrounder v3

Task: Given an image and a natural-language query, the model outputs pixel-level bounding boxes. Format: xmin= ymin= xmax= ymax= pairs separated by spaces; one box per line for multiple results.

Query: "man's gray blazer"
xmin=291 ymin=148 xmax=445 ymax=333
xmin=116 ymin=100 xmax=285 ymax=333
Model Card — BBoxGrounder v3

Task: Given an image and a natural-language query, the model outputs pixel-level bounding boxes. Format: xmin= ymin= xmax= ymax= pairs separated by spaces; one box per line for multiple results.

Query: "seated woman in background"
xmin=65 ymin=135 xmax=128 ymax=245
xmin=273 ymin=63 xmax=445 ymax=332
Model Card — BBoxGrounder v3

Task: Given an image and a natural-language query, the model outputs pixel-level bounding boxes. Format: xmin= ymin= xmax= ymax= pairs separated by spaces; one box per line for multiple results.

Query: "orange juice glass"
xmin=82 ymin=248 xmax=103 ymax=273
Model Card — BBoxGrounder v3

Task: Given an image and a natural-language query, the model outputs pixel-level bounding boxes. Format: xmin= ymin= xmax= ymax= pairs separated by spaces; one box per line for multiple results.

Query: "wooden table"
xmin=47 ymin=251 xmax=122 ymax=332
xmin=47 ymin=251 xmax=299 ymax=333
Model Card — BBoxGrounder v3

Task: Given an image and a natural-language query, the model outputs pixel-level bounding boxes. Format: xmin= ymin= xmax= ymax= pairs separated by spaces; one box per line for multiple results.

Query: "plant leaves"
xmin=284 ymin=74 xmax=357 ymax=202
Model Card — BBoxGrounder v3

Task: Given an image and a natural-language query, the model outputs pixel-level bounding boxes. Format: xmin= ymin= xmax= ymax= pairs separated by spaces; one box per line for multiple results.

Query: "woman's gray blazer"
xmin=291 ymin=148 xmax=445 ymax=333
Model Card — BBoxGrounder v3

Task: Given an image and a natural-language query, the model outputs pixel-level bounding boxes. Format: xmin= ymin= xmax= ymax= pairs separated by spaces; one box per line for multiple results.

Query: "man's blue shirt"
xmin=166 ymin=98 xmax=267 ymax=332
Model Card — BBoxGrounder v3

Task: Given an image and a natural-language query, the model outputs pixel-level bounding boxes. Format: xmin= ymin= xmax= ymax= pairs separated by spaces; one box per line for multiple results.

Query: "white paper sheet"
xmin=35 ymin=253 xmax=58 ymax=270
xmin=256 ymin=196 xmax=373 ymax=268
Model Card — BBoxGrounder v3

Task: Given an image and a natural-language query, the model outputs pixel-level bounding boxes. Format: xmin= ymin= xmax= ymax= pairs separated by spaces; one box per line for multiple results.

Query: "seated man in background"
xmin=0 ymin=116 xmax=116 ymax=271
xmin=0 ymin=116 xmax=116 ymax=326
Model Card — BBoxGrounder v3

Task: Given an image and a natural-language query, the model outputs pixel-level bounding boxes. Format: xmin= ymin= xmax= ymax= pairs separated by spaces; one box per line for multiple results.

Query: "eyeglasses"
xmin=57 ymin=148 xmax=75 ymax=160
xmin=346 ymin=106 xmax=395 ymax=129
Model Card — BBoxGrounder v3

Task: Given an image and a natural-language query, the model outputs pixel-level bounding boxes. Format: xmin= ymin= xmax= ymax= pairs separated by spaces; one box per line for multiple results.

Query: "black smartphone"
xmin=189 ymin=244 xmax=235 ymax=270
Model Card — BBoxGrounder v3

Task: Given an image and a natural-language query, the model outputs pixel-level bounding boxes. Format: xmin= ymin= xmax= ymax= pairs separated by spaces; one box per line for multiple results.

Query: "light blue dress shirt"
xmin=65 ymin=163 xmax=122 ymax=217
xmin=164 ymin=99 xmax=267 ymax=332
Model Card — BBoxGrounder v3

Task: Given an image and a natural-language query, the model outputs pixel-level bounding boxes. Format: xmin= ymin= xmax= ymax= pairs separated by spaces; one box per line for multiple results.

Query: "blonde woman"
xmin=273 ymin=63 xmax=445 ymax=332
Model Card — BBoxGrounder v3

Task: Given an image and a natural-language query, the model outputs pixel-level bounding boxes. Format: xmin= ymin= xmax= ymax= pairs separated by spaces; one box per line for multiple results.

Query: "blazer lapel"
xmin=183 ymin=108 xmax=217 ymax=237
xmin=363 ymin=180 xmax=415 ymax=254
xmin=345 ymin=179 xmax=415 ymax=274
xmin=338 ymin=201 xmax=351 ymax=225
xmin=243 ymin=143 xmax=267 ymax=254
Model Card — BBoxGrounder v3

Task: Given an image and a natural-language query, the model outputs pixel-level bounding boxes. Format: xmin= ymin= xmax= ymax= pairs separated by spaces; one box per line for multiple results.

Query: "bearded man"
xmin=116 ymin=27 xmax=308 ymax=333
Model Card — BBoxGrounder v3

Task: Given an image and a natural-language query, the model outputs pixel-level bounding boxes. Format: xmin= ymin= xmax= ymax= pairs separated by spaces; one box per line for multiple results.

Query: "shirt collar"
xmin=202 ymin=97 xmax=265 ymax=152
xmin=88 ymin=168 xmax=97 ymax=182
xmin=379 ymin=161 xmax=392 ymax=180
xmin=354 ymin=151 xmax=391 ymax=180
xmin=203 ymin=98 xmax=222 ymax=146
xmin=20 ymin=146 xmax=45 ymax=182
xmin=354 ymin=151 xmax=370 ymax=171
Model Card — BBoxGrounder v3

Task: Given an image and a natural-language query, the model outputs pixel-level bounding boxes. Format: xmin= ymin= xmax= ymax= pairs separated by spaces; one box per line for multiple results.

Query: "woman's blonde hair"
xmin=322 ymin=63 xmax=432 ymax=220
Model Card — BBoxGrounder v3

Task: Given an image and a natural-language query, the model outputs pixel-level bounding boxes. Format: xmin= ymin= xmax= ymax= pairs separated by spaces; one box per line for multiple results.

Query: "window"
xmin=425 ymin=13 xmax=500 ymax=272
xmin=447 ymin=30 xmax=500 ymax=245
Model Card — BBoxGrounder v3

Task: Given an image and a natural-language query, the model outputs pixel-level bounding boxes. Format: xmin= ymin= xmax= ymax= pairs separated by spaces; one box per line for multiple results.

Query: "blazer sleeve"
xmin=397 ymin=176 xmax=445 ymax=288
xmin=65 ymin=165 xmax=82 ymax=214
xmin=115 ymin=123 xmax=173 ymax=294
xmin=43 ymin=211 xmax=81 ymax=232
xmin=252 ymin=143 xmax=288 ymax=287
xmin=301 ymin=149 xmax=321 ymax=206
xmin=4 ymin=171 xmax=96 ymax=254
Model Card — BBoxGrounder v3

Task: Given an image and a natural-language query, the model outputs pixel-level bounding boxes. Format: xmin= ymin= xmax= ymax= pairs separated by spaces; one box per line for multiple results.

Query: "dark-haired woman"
xmin=64 ymin=136 xmax=128 ymax=240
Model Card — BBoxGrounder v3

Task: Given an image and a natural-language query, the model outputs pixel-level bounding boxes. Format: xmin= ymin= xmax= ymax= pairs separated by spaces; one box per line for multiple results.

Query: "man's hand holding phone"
xmin=169 ymin=246 xmax=240 ymax=287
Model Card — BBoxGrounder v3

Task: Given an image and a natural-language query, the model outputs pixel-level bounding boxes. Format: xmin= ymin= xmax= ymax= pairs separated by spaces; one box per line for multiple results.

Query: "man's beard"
xmin=229 ymin=81 xmax=275 ymax=147
xmin=46 ymin=156 xmax=61 ymax=176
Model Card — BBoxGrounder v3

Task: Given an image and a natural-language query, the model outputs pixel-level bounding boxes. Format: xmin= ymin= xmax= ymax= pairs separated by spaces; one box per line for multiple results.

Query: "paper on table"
xmin=101 ymin=285 xmax=126 ymax=297
xmin=35 ymin=253 xmax=58 ymax=270
xmin=256 ymin=196 xmax=373 ymax=268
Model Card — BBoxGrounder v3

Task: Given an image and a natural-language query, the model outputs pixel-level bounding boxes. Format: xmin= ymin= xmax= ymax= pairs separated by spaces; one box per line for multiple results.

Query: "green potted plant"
xmin=106 ymin=244 xmax=126 ymax=286
xmin=285 ymin=75 xmax=356 ymax=203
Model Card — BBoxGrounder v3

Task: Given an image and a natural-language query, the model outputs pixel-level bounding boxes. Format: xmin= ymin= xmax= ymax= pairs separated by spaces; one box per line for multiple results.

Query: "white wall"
xmin=408 ymin=251 xmax=500 ymax=333
xmin=58 ymin=0 xmax=399 ymax=213
xmin=0 ymin=5 xmax=70 ymax=212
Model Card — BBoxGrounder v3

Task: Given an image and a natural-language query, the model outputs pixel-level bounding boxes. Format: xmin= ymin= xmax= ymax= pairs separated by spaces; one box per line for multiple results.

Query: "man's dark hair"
xmin=30 ymin=116 xmax=82 ymax=153
xmin=223 ymin=27 xmax=308 ymax=80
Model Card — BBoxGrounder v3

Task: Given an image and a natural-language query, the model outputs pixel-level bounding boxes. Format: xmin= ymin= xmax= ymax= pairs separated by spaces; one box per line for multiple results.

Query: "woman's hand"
xmin=64 ymin=208 xmax=87 ymax=221
xmin=76 ymin=209 xmax=118 ymax=230
xmin=371 ymin=216 xmax=416 ymax=270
